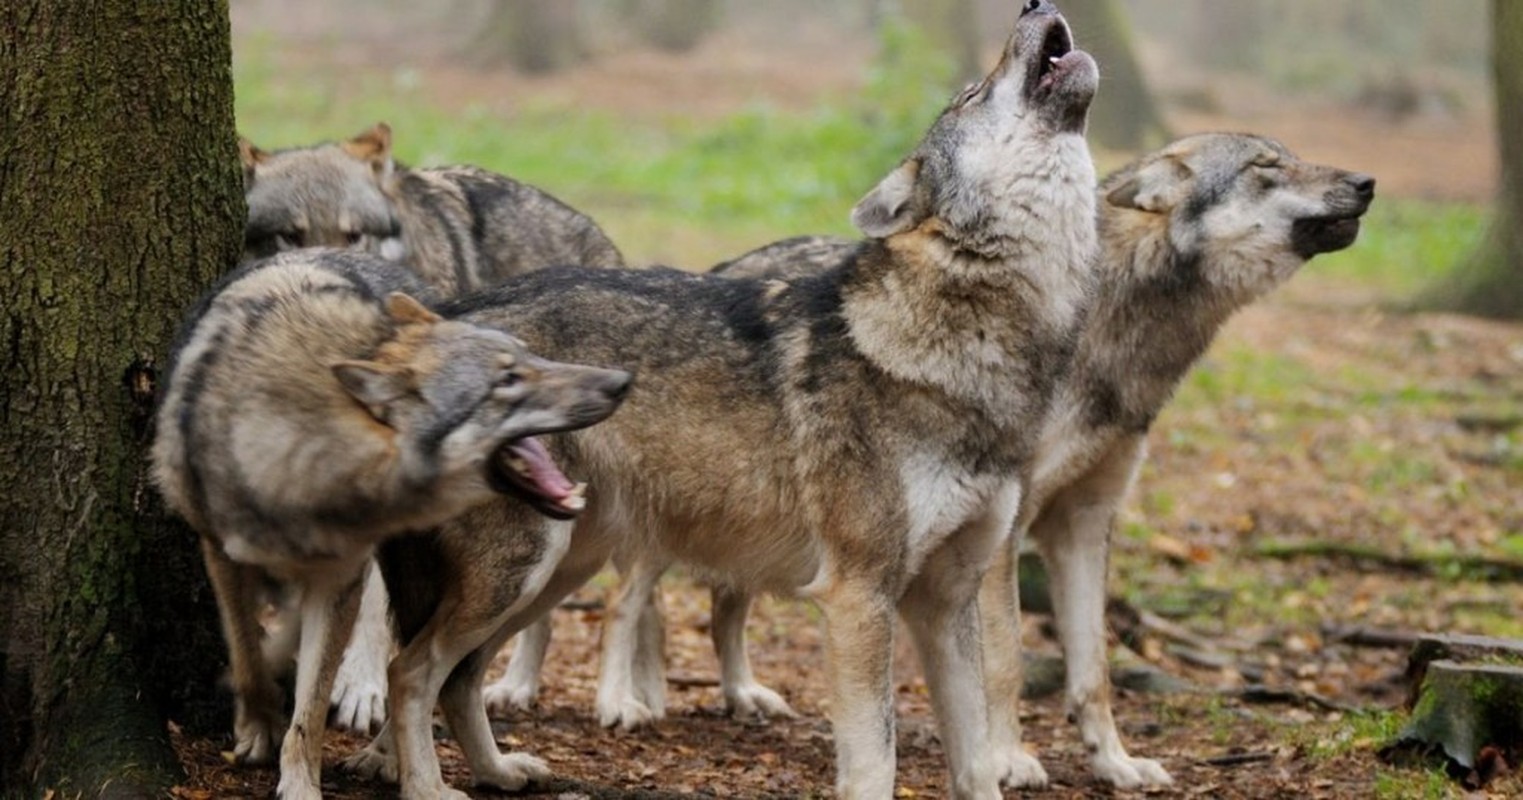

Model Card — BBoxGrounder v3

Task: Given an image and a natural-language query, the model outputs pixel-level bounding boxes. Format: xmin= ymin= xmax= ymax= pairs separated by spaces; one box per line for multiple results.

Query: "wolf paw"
xmin=598 ymin=696 xmax=662 ymax=731
xmin=483 ymin=677 xmax=539 ymax=716
xmin=474 ymin=752 xmax=552 ymax=792
xmin=274 ymin=773 xmax=322 ymax=800
xmin=330 ymin=673 xmax=387 ymax=733
xmin=994 ymin=749 xmax=1049 ymax=789
xmin=232 ymin=712 xmax=284 ymax=765
xmin=1092 ymin=752 xmax=1172 ymax=788
xmin=341 ymin=742 xmax=399 ymax=783
xmin=725 ymin=682 xmax=795 ymax=722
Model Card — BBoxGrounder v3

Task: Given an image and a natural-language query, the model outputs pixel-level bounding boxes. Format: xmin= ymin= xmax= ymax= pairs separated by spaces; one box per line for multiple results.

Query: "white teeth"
xmin=1050 ymin=56 xmax=1061 ymax=64
xmin=568 ymin=482 xmax=587 ymax=497
xmin=562 ymin=494 xmax=587 ymax=512
xmin=507 ymin=456 xmax=529 ymax=475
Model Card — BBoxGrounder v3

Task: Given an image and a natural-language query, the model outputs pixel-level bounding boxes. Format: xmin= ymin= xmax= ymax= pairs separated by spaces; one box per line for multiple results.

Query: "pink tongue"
xmin=512 ymin=437 xmax=575 ymax=500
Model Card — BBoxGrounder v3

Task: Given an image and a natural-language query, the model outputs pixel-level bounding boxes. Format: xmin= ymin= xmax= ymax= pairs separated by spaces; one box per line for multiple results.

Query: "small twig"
xmin=667 ymin=673 xmax=720 ymax=688
xmin=559 ymin=598 xmax=605 ymax=612
xmin=1200 ymin=750 xmax=1278 ymax=768
xmin=1254 ymin=540 xmax=1523 ymax=583
xmin=1232 ymin=684 xmax=1359 ymax=714
xmin=1322 ymin=624 xmax=1424 ymax=649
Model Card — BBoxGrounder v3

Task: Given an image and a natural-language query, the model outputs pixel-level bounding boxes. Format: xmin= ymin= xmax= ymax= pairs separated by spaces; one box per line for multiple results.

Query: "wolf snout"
xmin=1345 ymin=173 xmax=1377 ymax=203
xmin=595 ymin=368 xmax=634 ymax=403
xmin=1021 ymin=0 xmax=1055 ymax=17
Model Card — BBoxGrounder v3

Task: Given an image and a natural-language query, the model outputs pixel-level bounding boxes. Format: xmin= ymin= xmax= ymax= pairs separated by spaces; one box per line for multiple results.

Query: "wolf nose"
xmin=1021 ymin=0 xmax=1053 ymax=17
xmin=605 ymin=370 xmax=634 ymax=402
xmin=1346 ymin=173 xmax=1377 ymax=200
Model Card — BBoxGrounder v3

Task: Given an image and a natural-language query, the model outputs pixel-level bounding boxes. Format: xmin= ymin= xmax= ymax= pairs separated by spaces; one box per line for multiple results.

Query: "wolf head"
xmin=1102 ymin=132 xmax=1376 ymax=299
xmin=241 ymin=123 xmax=405 ymax=262
xmin=851 ymin=0 xmax=1098 ymax=253
xmin=333 ymin=293 xmax=632 ymax=519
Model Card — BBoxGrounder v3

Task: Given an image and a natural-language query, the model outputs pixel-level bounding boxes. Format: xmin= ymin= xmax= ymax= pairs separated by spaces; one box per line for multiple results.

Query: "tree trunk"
xmin=475 ymin=0 xmax=586 ymax=74
xmin=1063 ymin=0 xmax=1170 ymax=152
xmin=0 ymin=0 xmax=242 ymax=794
xmin=1422 ymin=0 xmax=1522 ymax=319
xmin=629 ymin=0 xmax=721 ymax=54
xmin=901 ymin=0 xmax=985 ymax=85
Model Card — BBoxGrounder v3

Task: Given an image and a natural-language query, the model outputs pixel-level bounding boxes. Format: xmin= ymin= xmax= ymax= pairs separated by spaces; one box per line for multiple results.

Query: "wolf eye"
xmin=952 ymin=82 xmax=984 ymax=108
xmin=345 ymin=231 xmax=364 ymax=246
xmin=498 ymin=371 xmax=521 ymax=388
xmin=276 ymin=231 xmax=305 ymax=250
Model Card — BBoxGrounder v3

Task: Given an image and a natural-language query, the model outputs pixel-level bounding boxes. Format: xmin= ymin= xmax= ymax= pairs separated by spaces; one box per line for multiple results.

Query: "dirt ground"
xmin=169 ymin=9 xmax=1522 ymax=797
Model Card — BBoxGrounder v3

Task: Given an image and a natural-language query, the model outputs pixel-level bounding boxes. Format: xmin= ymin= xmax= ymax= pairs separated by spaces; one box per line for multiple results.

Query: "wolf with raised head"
xmin=575 ymin=132 xmax=1376 ymax=790
xmin=350 ymin=2 xmax=1101 ymax=797
xmin=152 ymin=251 xmax=630 ymax=799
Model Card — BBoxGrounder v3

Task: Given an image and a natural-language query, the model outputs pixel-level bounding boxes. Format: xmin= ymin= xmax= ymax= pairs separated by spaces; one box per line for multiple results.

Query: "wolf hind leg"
xmin=201 ymin=538 xmax=286 ymax=766
xmin=276 ymin=565 xmax=365 ymax=800
xmin=483 ymin=614 xmax=551 ymax=715
xmin=712 ymin=585 xmax=793 ymax=721
xmin=1032 ymin=440 xmax=1172 ymax=789
xmin=596 ymin=553 xmax=670 ymax=730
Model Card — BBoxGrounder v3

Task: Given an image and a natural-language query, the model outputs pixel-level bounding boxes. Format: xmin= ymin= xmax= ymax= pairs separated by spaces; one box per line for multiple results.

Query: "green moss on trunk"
xmin=0 ymin=0 xmax=242 ymax=793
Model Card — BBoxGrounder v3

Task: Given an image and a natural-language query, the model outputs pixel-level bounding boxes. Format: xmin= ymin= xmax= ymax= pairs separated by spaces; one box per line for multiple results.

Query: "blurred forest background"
xmin=230 ymin=0 xmax=1501 ymax=299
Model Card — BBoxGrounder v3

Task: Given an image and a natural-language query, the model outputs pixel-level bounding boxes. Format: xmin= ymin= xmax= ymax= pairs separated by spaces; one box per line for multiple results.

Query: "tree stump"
xmin=1384 ymin=660 xmax=1523 ymax=788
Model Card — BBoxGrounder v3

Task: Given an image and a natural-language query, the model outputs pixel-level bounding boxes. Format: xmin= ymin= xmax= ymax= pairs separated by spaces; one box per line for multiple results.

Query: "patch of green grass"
xmin=1298 ymin=709 xmax=1406 ymax=760
xmin=1312 ymin=199 xmax=1489 ymax=302
xmin=1373 ymin=767 xmax=1458 ymax=800
xmin=1176 ymin=347 xmax=1321 ymax=411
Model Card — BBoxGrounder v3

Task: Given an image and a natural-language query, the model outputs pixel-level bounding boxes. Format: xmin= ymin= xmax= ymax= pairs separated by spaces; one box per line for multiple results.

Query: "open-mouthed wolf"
xmin=346 ymin=2 xmax=1101 ymax=797
xmin=151 ymin=250 xmax=630 ymax=800
xmin=561 ymin=131 xmax=1376 ymax=790
xmin=239 ymin=122 xmax=628 ymax=731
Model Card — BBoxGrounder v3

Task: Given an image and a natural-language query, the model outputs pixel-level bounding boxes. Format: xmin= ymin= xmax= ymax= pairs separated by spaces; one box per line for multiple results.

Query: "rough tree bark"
xmin=0 ymin=0 xmax=241 ymax=794
xmin=1063 ymin=0 xmax=1170 ymax=152
xmin=1423 ymin=0 xmax=1522 ymax=319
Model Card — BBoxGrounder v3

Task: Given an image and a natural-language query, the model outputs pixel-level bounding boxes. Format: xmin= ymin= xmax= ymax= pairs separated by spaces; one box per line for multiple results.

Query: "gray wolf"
xmin=351 ymin=3 xmax=1100 ymax=797
xmin=978 ymin=132 xmax=1374 ymax=788
xmin=240 ymin=122 xmax=625 ymax=294
xmin=584 ymin=132 xmax=1375 ymax=789
xmin=240 ymin=122 xmax=627 ymax=731
xmin=152 ymin=250 xmax=630 ymax=799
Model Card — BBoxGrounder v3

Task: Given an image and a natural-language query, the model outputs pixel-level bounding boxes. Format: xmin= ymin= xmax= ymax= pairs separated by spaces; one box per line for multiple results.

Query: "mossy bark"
xmin=0 ymin=0 xmax=242 ymax=794
xmin=1422 ymin=0 xmax=1522 ymax=319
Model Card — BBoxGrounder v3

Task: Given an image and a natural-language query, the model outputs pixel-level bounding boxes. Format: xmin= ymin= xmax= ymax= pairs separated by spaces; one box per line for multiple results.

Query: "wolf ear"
xmin=342 ymin=122 xmax=395 ymax=181
xmin=238 ymin=136 xmax=268 ymax=186
xmin=1105 ymin=157 xmax=1192 ymax=214
xmin=851 ymin=161 xmax=921 ymax=238
xmin=333 ymin=361 xmax=412 ymax=409
xmin=385 ymin=292 xmax=440 ymax=326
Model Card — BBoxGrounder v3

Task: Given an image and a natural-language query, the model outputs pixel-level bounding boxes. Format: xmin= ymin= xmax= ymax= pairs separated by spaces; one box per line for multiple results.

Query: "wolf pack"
xmin=153 ymin=2 xmax=1377 ymax=798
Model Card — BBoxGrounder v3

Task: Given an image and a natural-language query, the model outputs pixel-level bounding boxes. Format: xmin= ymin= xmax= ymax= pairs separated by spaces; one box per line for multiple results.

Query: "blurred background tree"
xmin=1421 ymin=0 xmax=1521 ymax=319
xmin=474 ymin=0 xmax=587 ymax=73
xmin=1064 ymin=0 xmax=1168 ymax=150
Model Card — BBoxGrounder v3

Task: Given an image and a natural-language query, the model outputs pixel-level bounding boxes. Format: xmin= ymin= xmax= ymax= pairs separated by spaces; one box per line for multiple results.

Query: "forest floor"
xmin=170 ymin=9 xmax=1522 ymax=797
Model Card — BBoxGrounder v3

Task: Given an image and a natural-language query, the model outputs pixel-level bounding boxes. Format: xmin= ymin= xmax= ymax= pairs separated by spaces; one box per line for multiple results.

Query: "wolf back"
xmin=241 ymin=123 xmax=625 ymax=297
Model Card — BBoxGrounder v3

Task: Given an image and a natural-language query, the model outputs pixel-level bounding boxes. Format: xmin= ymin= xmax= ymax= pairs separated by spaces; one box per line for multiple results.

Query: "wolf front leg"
xmin=330 ymin=559 xmax=392 ymax=732
xmin=1030 ymin=438 xmax=1172 ymax=789
xmin=277 ymin=565 xmax=365 ymax=800
xmin=901 ymin=483 xmax=1019 ymax=800
xmin=817 ymin=576 xmax=898 ymax=799
xmin=979 ymin=525 xmax=1051 ymax=789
